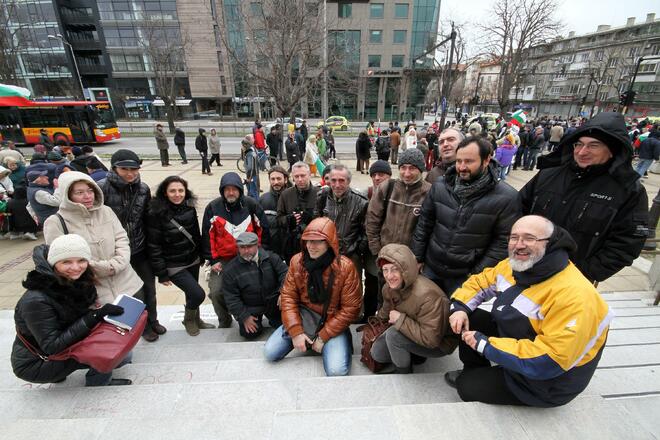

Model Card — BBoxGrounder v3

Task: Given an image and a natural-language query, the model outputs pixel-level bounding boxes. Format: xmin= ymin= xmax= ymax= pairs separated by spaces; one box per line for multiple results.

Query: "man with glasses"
xmin=520 ymin=112 xmax=648 ymax=283
xmin=411 ymin=136 xmax=520 ymax=297
xmin=444 ymin=215 xmax=613 ymax=407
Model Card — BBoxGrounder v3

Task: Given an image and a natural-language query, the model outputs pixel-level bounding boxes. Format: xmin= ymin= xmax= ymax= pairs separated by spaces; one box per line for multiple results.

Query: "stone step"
xmin=598 ymin=344 xmax=660 ymax=368
xmin=606 ymin=327 xmax=660 ymax=345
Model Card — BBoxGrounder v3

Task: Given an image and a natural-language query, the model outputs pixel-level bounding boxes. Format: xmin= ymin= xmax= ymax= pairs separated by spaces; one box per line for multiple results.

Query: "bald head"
xmin=511 ymin=215 xmax=554 ymax=239
xmin=508 ymin=215 xmax=554 ymax=272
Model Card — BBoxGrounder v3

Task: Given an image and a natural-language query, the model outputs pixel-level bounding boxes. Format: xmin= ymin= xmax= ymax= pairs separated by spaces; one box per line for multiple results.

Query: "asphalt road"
xmin=93 ymin=136 xmax=362 ymax=158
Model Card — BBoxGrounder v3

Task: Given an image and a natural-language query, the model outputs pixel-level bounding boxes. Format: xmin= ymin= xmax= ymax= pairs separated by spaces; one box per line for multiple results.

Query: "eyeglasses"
xmin=573 ymin=141 xmax=607 ymax=151
xmin=508 ymin=235 xmax=550 ymax=246
xmin=71 ymin=189 xmax=95 ymax=197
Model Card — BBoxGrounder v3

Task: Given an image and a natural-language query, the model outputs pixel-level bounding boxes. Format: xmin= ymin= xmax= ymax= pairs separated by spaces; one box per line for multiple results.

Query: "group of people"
xmin=154 ymin=124 xmax=223 ymax=172
xmin=9 ymin=111 xmax=650 ymax=408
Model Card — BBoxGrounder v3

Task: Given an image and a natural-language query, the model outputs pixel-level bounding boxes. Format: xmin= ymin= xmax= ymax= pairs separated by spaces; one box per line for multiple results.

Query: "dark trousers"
xmin=131 ymin=251 xmax=158 ymax=326
xmin=422 ymin=268 xmax=467 ymax=298
xmin=169 ymin=264 xmax=206 ymax=309
xmin=524 ymin=148 xmax=540 ymax=170
xmin=238 ymin=298 xmax=281 ymax=340
xmin=159 ymin=149 xmax=170 ymax=166
xmin=209 ymin=153 xmax=221 ymax=166
xmin=199 ymin=150 xmax=210 ymax=173
xmin=455 ymin=309 xmax=526 ymax=405
xmin=175 ymin=144 xmax=187 ymax=163
xmin=363 ymin=270 xmax=379 ymax=318
xmin=513 ymin=146 xmax=525 ymax=169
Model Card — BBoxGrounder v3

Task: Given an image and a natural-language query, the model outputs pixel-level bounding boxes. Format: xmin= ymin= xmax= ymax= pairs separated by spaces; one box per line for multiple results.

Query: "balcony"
xmin=77 ymin=64 xmax=107 ymax=75
xmin=60 ymin=13 xmax=95 ymax=25
xmin=70 ymin=39 xmax=101 ymax=51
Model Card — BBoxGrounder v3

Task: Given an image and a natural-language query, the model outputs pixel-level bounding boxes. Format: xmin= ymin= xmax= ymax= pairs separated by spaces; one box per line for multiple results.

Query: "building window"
xmin=549 ymin=86 xmax=561 ymax=95
xmin=580 ymin=53 xmax=590 ymax=62
xmin=394 ymin=3 xmax=409 ymax=18
xmin=338 ymin=2 xmax=352 ymax=18
xmin=595 ymin=50 xmax=604 ymax=61
xmin=370 ymin=3 xmax=384 ymax=19
xmin=391 ymin=55 xmax=404 ymax=68
xmin=639 ymin=63 xmax=657 ymax=74
xmin=368 ymin=55 xmax=381 ymax=68
xmin=628 ymin=47 xmax=639 ymax=58
xmin=607 ymin=58 xmax=617 ymax=68
xmin=369 ymin=30 xmax=382 ymax=44
xmin=393 ymin=30 xmax=406 ymax=44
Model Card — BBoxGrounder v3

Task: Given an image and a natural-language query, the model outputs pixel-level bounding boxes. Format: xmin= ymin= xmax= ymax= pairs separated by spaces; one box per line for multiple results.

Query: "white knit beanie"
xmin=47 ymin=234 xmax=92 ymax=266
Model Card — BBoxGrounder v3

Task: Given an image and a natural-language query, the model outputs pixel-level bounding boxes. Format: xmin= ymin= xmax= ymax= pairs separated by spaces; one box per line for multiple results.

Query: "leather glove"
xmin=84 ymin=304 xmax=124 ymax=327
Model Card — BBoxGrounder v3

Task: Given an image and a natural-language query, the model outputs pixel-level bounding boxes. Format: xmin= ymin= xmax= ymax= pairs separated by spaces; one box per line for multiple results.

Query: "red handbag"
xmin=356 ymin=316 xmax=392 ymax=373
xmin=17 ymin=311 xmax=147 ymax=374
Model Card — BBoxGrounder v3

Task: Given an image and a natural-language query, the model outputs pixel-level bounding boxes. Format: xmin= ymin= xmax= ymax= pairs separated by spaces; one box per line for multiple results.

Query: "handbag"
xmin=16 ymin=311 xmax=147 ymax=374
xmin=356 ymin=316 xmax=392 ymax=373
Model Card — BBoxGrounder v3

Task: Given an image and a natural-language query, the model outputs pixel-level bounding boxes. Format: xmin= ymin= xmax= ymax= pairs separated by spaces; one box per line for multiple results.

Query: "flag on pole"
xmin=510 ymin=109 xmax=527 ymax=127
xmin=309 ymin=148 xmax=325 ymax=176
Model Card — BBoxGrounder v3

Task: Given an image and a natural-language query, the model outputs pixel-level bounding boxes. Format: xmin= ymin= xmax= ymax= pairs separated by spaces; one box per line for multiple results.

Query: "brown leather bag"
xmin=356 ymin=316 xmax=392 ymax=373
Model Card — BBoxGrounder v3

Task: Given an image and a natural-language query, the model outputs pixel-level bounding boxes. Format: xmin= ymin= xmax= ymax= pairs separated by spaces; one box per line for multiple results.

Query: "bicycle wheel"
xmin=236 ymin=157 xmax=246 ymax=173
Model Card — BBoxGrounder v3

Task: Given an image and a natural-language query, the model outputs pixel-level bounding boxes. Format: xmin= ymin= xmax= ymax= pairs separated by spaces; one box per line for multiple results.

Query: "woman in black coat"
xmin=356 ymin=130 xmax=372 ymax=174
xmin=12 ymin=234 xmax=131 ymax=386
xmin=146 ymin=176 xmax=214 ymax=336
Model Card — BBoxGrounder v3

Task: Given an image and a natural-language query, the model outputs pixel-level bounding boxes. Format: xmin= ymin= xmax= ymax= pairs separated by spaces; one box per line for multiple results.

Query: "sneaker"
xmin=9 ymin=232 xmax=23 ymax=240
xmin=23 ymin=232 xmax=38 ymax=241
xmin=444 ymin=370 xmax=462 ymax=389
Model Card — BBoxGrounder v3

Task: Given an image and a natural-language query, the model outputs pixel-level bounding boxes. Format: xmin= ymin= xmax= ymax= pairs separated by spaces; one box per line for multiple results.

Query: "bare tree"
xmin=0 ymin=1 xmax=24 ymax=84
xmin=139 ymin=19 xmax=190 ymax=133
xmin=218 ymin=0 xmax=337 ymax=119
xmin=479 ymin=0 xmax=562 ymax=115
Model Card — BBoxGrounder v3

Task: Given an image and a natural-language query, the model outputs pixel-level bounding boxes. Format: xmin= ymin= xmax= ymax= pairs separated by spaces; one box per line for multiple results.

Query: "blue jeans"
xmin=636 ymin=158 xmax=654 ymax=176
xmin=247 ymin=175 xmax=259 ymax=200
xmin=84 ymin=352 xmax=133 ymax=386
xmin=263 ymin=325 xmax=352 ymax=376
xmin=498 ymin=165 xmax=509 ymax=180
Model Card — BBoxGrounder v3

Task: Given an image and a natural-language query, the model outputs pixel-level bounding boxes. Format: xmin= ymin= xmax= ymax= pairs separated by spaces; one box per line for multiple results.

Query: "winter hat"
xmin=398 ymin=148 xmax=426 ymax=172
xmin=47 ymin=151 xmax=63 ymax=162
xmin=27 ymin=169 xmax=48 ymax=182
xmin=47 ymin=234 xmax=92 ymax=266
xmin=369 ymin=160 xmax=392 ymax=176
xmin=72 ymin=146 xmax=83 ymax=157
xmin=110 ymin=149 xmax=141 ymax=168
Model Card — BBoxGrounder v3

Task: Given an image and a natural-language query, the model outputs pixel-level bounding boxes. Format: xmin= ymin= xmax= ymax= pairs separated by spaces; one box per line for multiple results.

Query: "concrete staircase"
xmin=1 ymin=291 xmax=659 ymax=440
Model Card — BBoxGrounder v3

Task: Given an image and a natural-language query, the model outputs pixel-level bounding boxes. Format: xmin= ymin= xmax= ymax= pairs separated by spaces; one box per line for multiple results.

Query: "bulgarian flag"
xmin=309 ymin=148 xmax=326 ymax=175
xmin=0 ymin=83 xmax=31 ymax=106
xmin=510 ymin=110 xmax=527 ymax=127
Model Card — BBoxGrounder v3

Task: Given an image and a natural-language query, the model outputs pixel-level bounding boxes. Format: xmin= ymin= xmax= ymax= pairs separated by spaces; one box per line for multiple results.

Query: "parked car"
xmin=266 ymin=117 xmax=304 ymax=131
xmin=316 ymin=116 xmax=350 ymax=131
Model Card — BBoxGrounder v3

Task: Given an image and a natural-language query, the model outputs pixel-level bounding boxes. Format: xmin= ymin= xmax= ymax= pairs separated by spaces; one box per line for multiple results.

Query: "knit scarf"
xmin=453 ymin=167 xmax=492 ymax=202
xmin=303 ymin=249 xmax=335 ymax=304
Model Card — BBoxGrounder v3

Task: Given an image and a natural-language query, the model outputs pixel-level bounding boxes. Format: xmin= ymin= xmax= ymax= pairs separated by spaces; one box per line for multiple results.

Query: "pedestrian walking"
xmin=209 ymin=128 xmax=222 ymax=167
xmin=174 ymin=127 xmax=187 ymax=164
xmin=196 ymin=128 xmax=212 ymax=175
xmin=154 ymin=124 xmax=170 ymax=166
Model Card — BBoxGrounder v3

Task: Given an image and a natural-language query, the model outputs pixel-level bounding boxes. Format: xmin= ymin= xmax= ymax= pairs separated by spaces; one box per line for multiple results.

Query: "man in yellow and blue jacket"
xmin=445 ymin=215 xmax=613 ymax=407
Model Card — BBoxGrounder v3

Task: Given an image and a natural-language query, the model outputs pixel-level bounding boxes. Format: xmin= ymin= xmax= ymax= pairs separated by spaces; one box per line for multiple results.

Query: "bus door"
xmin=0 ymin=107 xmax=26 ymax=144
xmin=64 ymin=108 xmax=94 ymax=143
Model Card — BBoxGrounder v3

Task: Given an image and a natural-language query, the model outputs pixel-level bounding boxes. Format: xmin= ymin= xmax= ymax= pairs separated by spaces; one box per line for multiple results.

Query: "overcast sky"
xmin=439 ymin=0 xmax=658 ymax=55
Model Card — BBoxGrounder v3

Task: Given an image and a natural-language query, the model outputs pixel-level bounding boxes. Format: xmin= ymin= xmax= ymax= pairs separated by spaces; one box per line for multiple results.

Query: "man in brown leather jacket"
xmin=263 ymin=217 xmax=362 ymax=376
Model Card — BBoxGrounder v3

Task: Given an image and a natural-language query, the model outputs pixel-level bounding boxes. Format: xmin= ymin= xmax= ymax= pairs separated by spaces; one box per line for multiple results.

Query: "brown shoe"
xmin=142 ymin=328 xmax=159 ymax=342
xmin=151 ymin=321 xmax=167 ymax=335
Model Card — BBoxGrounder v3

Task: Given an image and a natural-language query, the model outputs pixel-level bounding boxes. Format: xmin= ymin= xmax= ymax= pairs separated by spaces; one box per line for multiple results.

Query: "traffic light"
xmin=619 ymin=91 xmax=629 ymax=106
xmin=626 ymin=90 xmax=636 ymax=106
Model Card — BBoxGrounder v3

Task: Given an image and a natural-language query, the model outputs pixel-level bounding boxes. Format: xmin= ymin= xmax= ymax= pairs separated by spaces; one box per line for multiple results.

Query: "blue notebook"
xmin=103 ymin=294 xmax=146 ymax=330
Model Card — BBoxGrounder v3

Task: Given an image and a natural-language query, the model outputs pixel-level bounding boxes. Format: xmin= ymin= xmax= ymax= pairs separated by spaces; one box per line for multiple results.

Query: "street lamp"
xmin=48 ymin=33 xmax=86 ymax=100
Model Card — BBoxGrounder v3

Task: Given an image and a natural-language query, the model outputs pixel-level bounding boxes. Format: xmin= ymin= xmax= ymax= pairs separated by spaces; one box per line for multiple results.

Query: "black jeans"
xmin=175 ymin=144 xmax=187 ymax=163
xmin=199 ymin=150 xmax=210 ymax=173
xmin=169 ymin=264 xmax=205 ymax=309
xmin=455 ymin=309 xmax=526 ymax=405
xmin=237 ymin=297 xmax=281 ymax=340
xmin=159 ymin=149 xmax=170 ymax=166
xmin=131 ymin=251 xmax=158 ymax=326
xmin=209 ymin=153 xmax=221 ymax=166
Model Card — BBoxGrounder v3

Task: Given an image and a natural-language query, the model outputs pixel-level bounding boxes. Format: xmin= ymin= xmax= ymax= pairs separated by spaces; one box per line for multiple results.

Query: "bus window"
xmin=19 ymin=109 xmax=42 ymax=128
xmin=92 ymin=104 xmax=117 ymax=129
xmin=40 ymin=108 xmax=66 ymax=127
xmin=0 ymin=108 xmax=25 ymax=143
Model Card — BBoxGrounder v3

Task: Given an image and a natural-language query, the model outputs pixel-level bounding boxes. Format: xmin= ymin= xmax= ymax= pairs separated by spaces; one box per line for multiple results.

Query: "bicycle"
xmin=236 ymin=147 xmax=280 ymax=173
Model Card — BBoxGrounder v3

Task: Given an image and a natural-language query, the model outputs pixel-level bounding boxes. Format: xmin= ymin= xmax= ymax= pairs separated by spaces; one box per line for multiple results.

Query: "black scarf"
xmin=453 ymin=166 xmax=493 ymax=201
xmin=303 ymin=248 xmax=335 ymax=304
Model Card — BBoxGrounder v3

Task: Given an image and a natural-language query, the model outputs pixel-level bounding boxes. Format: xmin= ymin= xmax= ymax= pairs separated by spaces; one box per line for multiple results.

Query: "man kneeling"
xmin=263 ymin=218 xmax=362 ymax=376
xmin=223 ymin=232 xmax=288 ymax=339
xmin=445 ymin=215 xmax=613 ymax=407
xmin=371 ymin=244 xmax=457 ymax=373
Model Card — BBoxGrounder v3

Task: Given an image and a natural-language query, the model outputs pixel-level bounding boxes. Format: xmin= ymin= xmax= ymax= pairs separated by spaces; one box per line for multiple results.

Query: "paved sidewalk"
xmin=1 ymin=158 xmax=658 ymax=310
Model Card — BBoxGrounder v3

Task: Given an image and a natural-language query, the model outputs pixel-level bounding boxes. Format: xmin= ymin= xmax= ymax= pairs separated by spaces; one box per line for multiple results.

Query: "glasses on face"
xmin=573 ymin=141 xmax=607 ymax=151
xmin=508 ymin=234 xmax=550 ymax=246
xmin=71 ymin=189 xmax=95 ymax=197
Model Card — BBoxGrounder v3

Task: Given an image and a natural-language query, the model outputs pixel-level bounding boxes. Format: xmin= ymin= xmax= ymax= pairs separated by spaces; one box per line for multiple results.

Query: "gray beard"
xmin=509 ymin=250 xmax=545 ymax=272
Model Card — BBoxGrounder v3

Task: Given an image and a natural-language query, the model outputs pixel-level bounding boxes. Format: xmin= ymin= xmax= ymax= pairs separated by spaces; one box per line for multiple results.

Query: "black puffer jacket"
xmin=260 ymin=188 xmax=285 ymax=257
xmin=147 ymin=198 xmax=201 ymax=282
xmin=99 ymin=171 xmax=151 ymax=255
xmin=315 ymin=186 xmax=368 ymax=256
xmin=276 ymin=182 xmax=319 ymax=262
xmin=223 ymin=249 xmax=288 ymax=322
xmin=412 ymin=163 xmax=520 ymax=278
xmin=521 ymin=112 xmax=648 ymax=282
xmin=11 ymin=245 xmax=96 ymax=383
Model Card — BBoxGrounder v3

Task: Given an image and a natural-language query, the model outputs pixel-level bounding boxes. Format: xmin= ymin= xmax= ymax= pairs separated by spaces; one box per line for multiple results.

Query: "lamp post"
xmin=48 ymin=34 xmax=85 ymax=100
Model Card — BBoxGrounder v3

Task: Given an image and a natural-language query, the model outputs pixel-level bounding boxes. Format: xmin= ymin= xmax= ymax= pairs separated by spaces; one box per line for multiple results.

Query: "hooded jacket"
xmin=195 ymin=128 xmax=208 ymax=152
xmin=377 ymin=244 xmax=457 ymax=352
xmin=201 ymin=172 xmax=269 ymax=263
xmin=174 ymin=127 xmax=185 ymax=146
xmin=366 ymin=177 xmax=431 ymax=257
xmin=450 ymin=226 xmax=612 ymax=407
xmin=43 ymin=172 xmax=143 ymax=304
xmin=11 ymin=245 xmax=97 ymax=383
xmin=98 ymin=170 xmax=151 ymax=255
xmin=520 ymin=112 xmax=648 ymax=282
xmin=280 ymin=218 xmax=362 ymax=342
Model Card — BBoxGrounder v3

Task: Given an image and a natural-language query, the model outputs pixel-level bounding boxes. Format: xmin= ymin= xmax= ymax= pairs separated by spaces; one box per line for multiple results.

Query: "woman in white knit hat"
xmin=43 ymin=172 xmax=144 ymax=306
xmin=11 ymin=234 xmax=132 ymax=386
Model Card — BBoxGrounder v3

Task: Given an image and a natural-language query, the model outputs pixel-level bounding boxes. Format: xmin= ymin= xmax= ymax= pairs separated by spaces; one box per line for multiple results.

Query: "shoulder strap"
xmin=56 ymin=213 xmax=69 ymax=234
xmin=15 ymin=327 xmax=49 ymax=361
xmin=170 ymin=218 xmax=196 ymax=246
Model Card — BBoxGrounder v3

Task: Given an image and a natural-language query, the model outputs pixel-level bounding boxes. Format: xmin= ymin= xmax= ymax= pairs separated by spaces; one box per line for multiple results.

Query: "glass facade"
xmin=368 ymin=55 xmax=381 ymax=68
xmin=411 ymin=0 xmax=440 ymax=67
xmin=97 ymin=1 xmax=178 ymax=20
xmin=338 ymin=2 xmax=352 ymax=18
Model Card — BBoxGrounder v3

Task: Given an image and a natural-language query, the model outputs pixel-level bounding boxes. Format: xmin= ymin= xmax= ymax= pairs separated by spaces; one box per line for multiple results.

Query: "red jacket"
xmin=209 ymin=214 xmax=263 ymax=260
xmin=254 ymin=130 xmax=266 ymax=150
